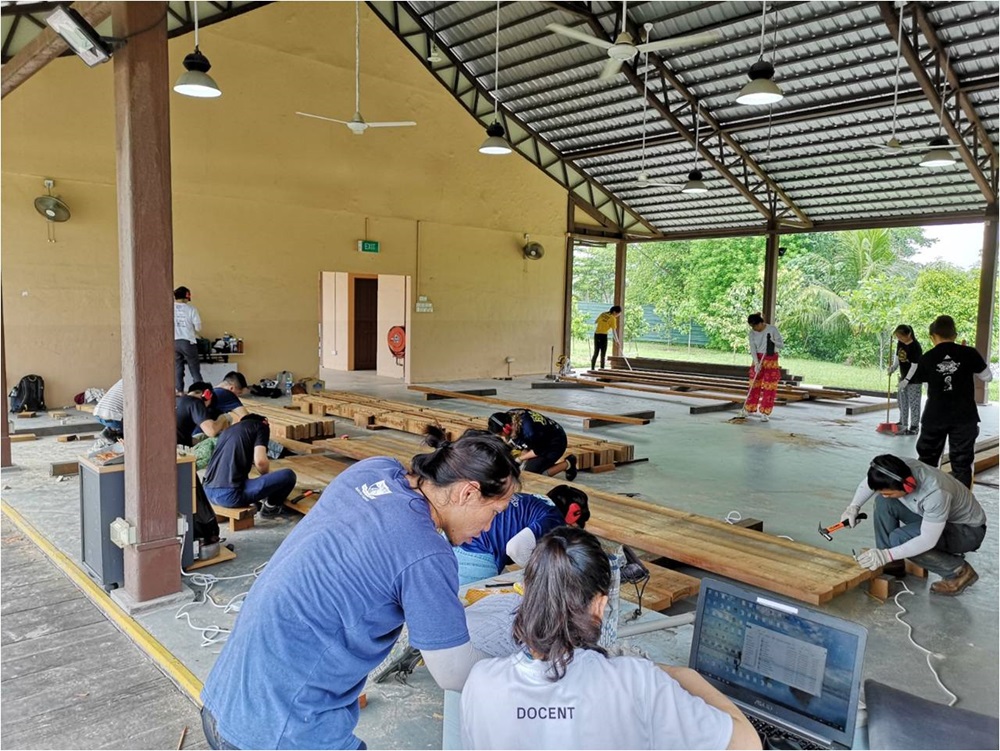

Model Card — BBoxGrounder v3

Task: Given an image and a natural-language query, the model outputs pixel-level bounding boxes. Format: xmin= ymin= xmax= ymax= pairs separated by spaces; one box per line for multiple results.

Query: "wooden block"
xmin=212 ymin=504 xmax=256 ymax=533
xmin=49 ymin=411 xmax=68 ymax=419
xmin=15 ymin=411 xmax=37 ymax=418
xmin=50 ymin=460 xmax=80 ymax=477
xmin=589 ymin=463 xmax=616 ymax=474
xmin=76 ymin=403 xmax=96 ymax=413
xmin=904 ymin=560 xmax=928 ymax=578
xmin=56 ymin=433 xmax=96 ymax=443
xmin=867 ymin=575 xmax=892 ymax=601
xmin=185 ymin=545 xmax=237 ymax=571
xmin=582 ymin=410 xmax=654 ymax=429
xmin=732 ymin=517 xmax=764 ymax=532
xmin=619 ymin=562 xmax=701 ymax=611
xmin=10 ymin=434 xmax=37 ymax=442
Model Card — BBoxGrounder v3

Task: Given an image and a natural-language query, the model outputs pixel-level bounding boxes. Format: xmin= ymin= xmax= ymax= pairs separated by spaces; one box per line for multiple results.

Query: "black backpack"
xmin=9 ymin=374 xmax=46 ymax=413
xmin=194 ymin=477 xmax=221 ymax=545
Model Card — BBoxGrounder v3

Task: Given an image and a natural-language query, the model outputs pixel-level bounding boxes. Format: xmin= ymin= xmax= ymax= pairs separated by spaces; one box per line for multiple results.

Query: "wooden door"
xmin=353 ymin=277 xmax=378 ymax=370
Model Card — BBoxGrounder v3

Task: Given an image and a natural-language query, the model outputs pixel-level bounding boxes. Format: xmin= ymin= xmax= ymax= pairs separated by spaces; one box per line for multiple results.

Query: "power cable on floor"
xmin=893 ymin=580 xmax=958 ymax=706
xmin=724 ymin=510 xmax=793 ymax=541
xmin=175 ymin=561 xmax=268 ymax=648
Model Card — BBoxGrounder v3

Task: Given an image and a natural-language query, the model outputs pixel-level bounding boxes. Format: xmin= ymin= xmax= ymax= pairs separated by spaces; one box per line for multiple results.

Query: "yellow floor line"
xmin=1 ymin=500 xmax=204 ymax=704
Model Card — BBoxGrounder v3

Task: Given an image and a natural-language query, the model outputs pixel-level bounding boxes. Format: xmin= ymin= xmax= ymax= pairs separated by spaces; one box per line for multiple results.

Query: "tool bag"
xmin=9 ymin=374 xmax=46 ymax=413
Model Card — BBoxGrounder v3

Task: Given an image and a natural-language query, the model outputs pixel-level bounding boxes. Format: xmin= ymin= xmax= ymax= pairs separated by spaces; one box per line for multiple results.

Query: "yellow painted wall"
xmin=1 ymin=2 xmax=566 ymax=405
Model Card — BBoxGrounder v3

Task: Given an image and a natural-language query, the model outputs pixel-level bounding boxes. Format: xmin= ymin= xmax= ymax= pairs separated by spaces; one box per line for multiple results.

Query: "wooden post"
xmin=763 ymin=221 xmax=779 ymax=324
xmin=112 ymin=2 xmax=181 ymax=604
xmin=563 ymin=195 xmax=574 ymax=360
xmin=613 ymin=238 xmax=626 ymax=357
xmin=1 ymin=290 xmax=10 ymax=468
xmin=975 ymin=203 xmax=997 ymax=405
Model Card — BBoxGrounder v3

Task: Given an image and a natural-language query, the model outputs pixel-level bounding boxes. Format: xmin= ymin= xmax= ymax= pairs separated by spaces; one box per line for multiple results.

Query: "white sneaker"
xmin=735 ymin=408 xmax=747 ymax=419
xmin=760 ymin=414 xmax=770 ymax=422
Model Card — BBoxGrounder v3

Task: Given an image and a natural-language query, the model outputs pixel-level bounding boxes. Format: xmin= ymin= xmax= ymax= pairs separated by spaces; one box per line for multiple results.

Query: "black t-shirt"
xmin=204 ymin=419 xmax=270 ymax=488
xmin=911 ymin=342 xmax=988 ymax=426
xmin=176 ymin=395 xmax=210 ymax=447
xmin=896 ymin=339 xmax=923 ymax=379
xmin=511 ymin=408 xmax=563 ymax=453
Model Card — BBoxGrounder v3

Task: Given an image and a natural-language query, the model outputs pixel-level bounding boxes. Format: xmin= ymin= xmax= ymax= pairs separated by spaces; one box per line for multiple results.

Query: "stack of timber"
xmin=241 ymin=399 xmax=336 ymax=440
xmin=576 ymin=368 xmax=858 ymax=405
xmin=291 ymin=391 xmax=637 ymax=471
xmin=310 ymin=434 xmax=872 ymax=605
xmin=609 ymin=355 xmax=796 ymax=382
xmin=941 ymin=436 xmax=1000 ymax=476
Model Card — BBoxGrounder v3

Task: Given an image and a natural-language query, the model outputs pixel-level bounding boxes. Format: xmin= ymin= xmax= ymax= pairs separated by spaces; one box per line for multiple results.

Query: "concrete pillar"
xmin=975 ymin=203 xmax=998 ymax=404
xmin=612 ymin=239 xmax=627 ymax=357
xmin=112 ymin=2 xmax=181 ymax=605
xmin=763 ymin=222 xmax=779 ymax=324
xmin=1 ymin=291 xmax=10 ymax=468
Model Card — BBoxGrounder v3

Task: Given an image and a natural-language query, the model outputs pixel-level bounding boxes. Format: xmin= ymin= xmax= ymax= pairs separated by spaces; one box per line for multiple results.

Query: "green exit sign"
xmin=358 ymin=240 xmax=380 ymax=254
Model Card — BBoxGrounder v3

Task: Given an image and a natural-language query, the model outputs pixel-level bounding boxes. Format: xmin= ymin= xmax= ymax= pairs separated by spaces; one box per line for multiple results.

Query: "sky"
xmin=913 ymin=223 xmax=985 ymax=269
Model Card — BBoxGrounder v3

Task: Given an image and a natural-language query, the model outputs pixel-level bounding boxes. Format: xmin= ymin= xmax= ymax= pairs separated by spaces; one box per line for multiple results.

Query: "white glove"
xmin=841 ymin=505 xmax=861 ymax=528
xmin=856 ymin=548 xmax=892 ymax=571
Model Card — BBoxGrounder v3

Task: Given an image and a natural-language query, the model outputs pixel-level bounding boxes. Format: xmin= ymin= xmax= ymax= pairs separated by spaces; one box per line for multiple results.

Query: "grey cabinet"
xmin=79 ymin=455 xmax=195 ymax=591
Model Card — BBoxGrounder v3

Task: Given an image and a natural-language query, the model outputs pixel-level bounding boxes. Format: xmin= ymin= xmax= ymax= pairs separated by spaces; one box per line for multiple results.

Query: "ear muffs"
xmin=870 ymin=461 xmax=917 ymax=493
xmin=202 ymin=390 xmax=213 ymax=401
xmin=564 ymin=502 xmax=582 ymax=526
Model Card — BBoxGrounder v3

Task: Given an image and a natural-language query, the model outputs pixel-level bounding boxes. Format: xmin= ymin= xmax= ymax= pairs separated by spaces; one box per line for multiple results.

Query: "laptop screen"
xmin=689 ymin=578 xmax=867 ymax=746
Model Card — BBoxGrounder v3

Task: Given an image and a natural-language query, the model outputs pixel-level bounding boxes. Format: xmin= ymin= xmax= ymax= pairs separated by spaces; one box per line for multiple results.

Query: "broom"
xmin=727 ymin=365 xmax=765 ymax=424
xmin=876 ymin=371 xmax=900 ymax=434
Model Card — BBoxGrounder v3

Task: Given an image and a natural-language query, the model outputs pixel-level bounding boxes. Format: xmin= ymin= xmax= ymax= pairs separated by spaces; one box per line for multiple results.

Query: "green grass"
xmin=570 ymin=339 xmax=999 ymax=400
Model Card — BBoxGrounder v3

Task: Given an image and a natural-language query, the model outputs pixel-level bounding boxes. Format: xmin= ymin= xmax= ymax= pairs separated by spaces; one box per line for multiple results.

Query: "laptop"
xmin=689 ymin=578 xmax=868 ymax=750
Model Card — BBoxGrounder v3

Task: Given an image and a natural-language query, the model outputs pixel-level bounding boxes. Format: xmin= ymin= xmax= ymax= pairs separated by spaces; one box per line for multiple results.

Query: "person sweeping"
xmin=737 ymin=313 xmax=783 ymax=422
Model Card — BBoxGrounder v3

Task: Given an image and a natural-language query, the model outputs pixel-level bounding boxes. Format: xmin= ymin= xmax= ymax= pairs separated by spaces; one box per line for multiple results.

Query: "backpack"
xmin=9 ymin=374 xmax=46 ymax=413
xmin=193 ymin=477 xmax=221 ymax=545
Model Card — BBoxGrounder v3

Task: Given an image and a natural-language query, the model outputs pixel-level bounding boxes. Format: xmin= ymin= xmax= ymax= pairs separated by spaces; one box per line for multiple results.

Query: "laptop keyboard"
xmin=747 ymin=714 xmax=826 ymax=750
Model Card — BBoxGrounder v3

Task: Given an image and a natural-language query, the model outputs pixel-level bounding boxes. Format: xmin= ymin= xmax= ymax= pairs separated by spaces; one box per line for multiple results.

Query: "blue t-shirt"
xmin=200 ymin=457 xmax=470 ymax=749
xmin=460 ymin=493 xmax=564 ymax=572
xmin=212 ymin=387 xmax=243 ymax=414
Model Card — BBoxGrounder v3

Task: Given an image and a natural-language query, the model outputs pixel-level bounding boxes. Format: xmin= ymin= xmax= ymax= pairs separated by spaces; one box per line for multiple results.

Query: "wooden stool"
xmin=212 ymin=504 xmax=256 ymax=532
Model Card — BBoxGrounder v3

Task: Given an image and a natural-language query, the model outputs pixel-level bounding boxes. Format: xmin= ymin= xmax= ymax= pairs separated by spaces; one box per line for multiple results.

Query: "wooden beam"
xmin=406 ymin=385 xmax=652 ymax=425
xmin=1 ymin=2 xmax=112 ymax=99
xmin=583 ymin=410 xmax=656 ymax=429
xmin=50 ymin=460 xmax=80 ymax=477
xmin=1 ymin=289 xmax=10 ymax=467
xmin=845 ymin=401 xmax=890 ymax=416
xmin=975 ymin=204 xmax=997 ymax=404
xmin=113 ymin=1 xmax=180 ymax=605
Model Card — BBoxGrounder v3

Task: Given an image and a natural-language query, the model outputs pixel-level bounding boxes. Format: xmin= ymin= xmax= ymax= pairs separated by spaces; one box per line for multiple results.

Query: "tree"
xmin=572 ymin=245 xmax=616 ymax=304
xmin=901 ymin=264 xmax=980 ymax=343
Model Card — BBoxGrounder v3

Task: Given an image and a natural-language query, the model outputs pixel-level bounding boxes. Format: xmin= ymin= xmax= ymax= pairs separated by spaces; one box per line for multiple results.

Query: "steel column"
xmin=613 ymin=239 xmax=627 ymax=357
xmin=976 ymin=203 xmax=998 ymax=405
xmin=763 ymin=223 xmax=780 ymax=325
xmin=112 ymin=1 xmax=180 ymax=604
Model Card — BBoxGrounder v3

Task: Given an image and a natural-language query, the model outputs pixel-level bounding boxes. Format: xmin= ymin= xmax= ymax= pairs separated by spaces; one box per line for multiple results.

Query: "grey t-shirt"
xmin=851 ymin=458 xmax=986 ymax=526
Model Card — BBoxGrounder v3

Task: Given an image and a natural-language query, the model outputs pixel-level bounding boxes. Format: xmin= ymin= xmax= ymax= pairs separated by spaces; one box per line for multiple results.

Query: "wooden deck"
xmin=0 ymin=517 xmax=208 ymax=750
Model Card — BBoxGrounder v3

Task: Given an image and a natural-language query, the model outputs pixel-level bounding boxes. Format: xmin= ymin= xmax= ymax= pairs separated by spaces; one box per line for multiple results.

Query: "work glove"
xmin=856 ymin=548 xmax=892 ymax=571
xmin=841 ymin=505 xmax=862 ymax=528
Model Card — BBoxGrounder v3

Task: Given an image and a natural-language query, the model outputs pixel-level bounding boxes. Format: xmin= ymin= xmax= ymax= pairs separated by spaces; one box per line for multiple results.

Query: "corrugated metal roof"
xmin=394 ymin=0 xmax=1000 ymax=236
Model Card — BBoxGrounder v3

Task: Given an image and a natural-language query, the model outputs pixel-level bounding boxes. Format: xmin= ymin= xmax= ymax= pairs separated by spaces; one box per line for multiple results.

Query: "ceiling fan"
xmin=860 ymin=1 xmax=954 ymax=163
xmin=631 ymin=27 xmax=709 ymax=194
xmin=546 ymin=0 xmax=720 ymax=80
xmin=296 ymin=1 xmax=416 ymax=135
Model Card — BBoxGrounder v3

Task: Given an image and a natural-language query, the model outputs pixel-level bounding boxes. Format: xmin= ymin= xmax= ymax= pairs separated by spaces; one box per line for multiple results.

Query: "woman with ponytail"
xmin=461 ymin=527 xmax=759 ymax=750
xmin=200 ymin=426 xmax=520 ymax=750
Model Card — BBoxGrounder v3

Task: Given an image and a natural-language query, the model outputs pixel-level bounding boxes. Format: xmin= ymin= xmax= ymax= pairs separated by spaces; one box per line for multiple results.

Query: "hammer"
xmin=819 ymin=513 xmax=868 ymax=541
xmin=287 ymin=489 xmax=320 ymax=505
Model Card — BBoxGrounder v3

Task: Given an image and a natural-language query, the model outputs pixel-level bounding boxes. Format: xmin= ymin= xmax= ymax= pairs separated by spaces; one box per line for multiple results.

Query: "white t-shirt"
xmin=748 ymin=324 xmax=783 ymax=359
xmin=460 ymin=649 xmax=733 ymax=750
xmin=173 ymin=300 xmax=202 ymax=343
xmin=94 ymin=379 xmax=124 ymax=421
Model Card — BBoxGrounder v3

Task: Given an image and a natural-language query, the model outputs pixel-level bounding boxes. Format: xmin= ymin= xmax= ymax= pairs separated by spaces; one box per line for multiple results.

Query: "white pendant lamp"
xmin=919 ymin=135 xmax=956 ymax=168
xmin=479 ymin=0 xmax=511 ymax=155
xmin=174 ymin=2 xmax=222 ymax=98
xmin=736 ymin=2 xmax=783 ymax=105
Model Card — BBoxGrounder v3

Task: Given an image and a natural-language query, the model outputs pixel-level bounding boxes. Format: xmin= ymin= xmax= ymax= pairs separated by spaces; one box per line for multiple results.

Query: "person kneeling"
xmin=460 ymin=526 xmax=759 ymax=750
xmin=203 ymin=414 xmax=296 ymax=517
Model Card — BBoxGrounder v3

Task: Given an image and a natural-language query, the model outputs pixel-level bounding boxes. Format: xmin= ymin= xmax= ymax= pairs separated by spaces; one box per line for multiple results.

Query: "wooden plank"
xmin=424 ymin=388 xmax=498 ymax=400
xmin=211 ymin=504 xmax=255 ymax=533
xmin=940 ymin=437 xmax=1000 ymax=475
xmin=76 ymin=403 xmax=96 ymax=413
xmin=271 ymin=436 xmax=329 ymax=455
xmin=583 ymin=410 xmax=655 ymax=428
xmin=690 ymin=401 xmax=741 ymax=415
xmin=608 ymin=355 xmax=794 ymax=381
xmin=56 ymin=434 xmax=96 ymax=443
xmin=49 ymin=461 xmax=80 ymax=477
xmin=10 ymin=434 xmax=36 ymax=443
xmin=619 ymin=562 xmax=700 ymax=611
xmin=407 ymin=385 xmax=652 ymax=425
xmin=185 ymin=545 xmax=237 ymax=571
xmin=845 ymin=401 xmax=889 ymax=416
xmin=530 ymin=381 xmax=605 ymax=389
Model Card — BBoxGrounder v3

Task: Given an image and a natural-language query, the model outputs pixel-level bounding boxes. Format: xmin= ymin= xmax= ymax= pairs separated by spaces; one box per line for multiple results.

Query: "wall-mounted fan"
xmin=34 ymin=179 xmax=70 ymax=242
xmin=523 ymin=240 xmax=545 ymax=260
xmin=296 ymin=1 xmax=416 ymax=135
xmin=546 ymin=0 xmax=719 ymax=80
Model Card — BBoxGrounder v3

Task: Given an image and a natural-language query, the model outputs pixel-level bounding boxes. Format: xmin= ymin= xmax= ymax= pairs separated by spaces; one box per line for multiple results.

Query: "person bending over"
xmin=461 ymin=526 xmax=759 ymax=750
xmin=844 ymin=454 xmax=986 ymax=596
xmin=887 ymin=324 xmax=923 ymax=435
xmin=899 ymin=314 xmax=992 ymax=487
xmin=200 ymin=427 xmax=521 ymax=750
xmin=175 ymin=382 xmax=228 ymax=448
xmin=93 ymin=378 xmax=124 ymax=441
xmin=488 ymin=409 xmax=577 ymax=480
xmin=203 ymin=414 xmax=297 ymax=517
xmin=454 ymin=486 xmax=590 ymax=585
xmin=738 ymin=312 xmax=783 ymax=422
xmin=591 ymin=305 xmax=622 ymax=370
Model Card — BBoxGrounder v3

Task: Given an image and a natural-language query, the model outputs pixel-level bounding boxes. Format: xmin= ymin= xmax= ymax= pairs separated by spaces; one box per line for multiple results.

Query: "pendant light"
xmin=919 ymin=53 xmax=956 ymax=168
xmin=479 ymin=0 xmax=511 ymax=155
xmin=681 ymin=103 xmax=708 ymax=193
xmin=427 ymin=3 xmax=443 ymax=63
xmin=736 ymin=1 xmax=782 ymax=106
xmin=173 ymin=2 xmax=222 ymax=98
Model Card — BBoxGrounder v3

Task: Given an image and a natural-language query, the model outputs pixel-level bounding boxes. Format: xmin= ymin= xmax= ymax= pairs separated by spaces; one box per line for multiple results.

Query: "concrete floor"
xmin=2 ymin=372 xmax=997 ymax=747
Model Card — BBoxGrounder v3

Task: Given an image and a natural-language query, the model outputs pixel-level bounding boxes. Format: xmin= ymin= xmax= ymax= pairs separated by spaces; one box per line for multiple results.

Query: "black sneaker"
xmin=260 ymin=501 xmax=284 ymax=518
xmin=565 ymin=455 xmax=578 ymax=482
